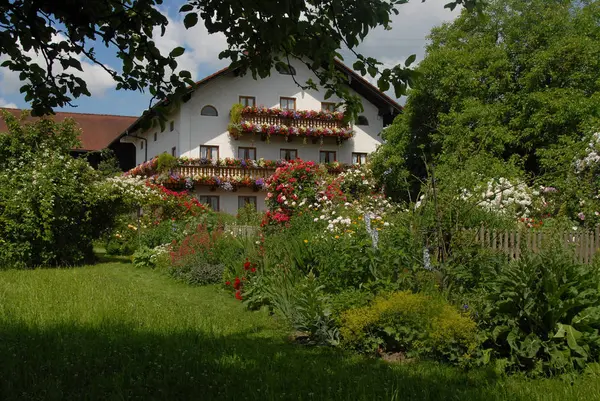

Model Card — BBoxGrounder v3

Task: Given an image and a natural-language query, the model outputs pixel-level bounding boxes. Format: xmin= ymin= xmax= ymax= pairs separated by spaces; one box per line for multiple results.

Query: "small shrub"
xmin=132 ymin=244 xmax=170 ymax=269
xmin=171 ymin=263 xmax=225 ymax=285
xmin=156 ymin=153 xmax=178 ymax=173
xmin=340 ymin=291 xmax=478 ymax=364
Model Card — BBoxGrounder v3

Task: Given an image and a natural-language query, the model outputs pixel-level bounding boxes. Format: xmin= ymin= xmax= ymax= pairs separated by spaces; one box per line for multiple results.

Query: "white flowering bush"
xmin=574 ymin=132 xmax=600 ymax=173
xmin=469 ymin=177 xmax=538 ymax=218
xmin=0 ymin=112 xmax=120 ymax=267
xmin=338 ymin=165 xmax=379 ymax=198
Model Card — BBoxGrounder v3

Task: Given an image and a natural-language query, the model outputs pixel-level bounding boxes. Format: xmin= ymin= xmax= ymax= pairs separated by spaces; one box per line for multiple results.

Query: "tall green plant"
xmin=480 ymin=247 xmax=600 ymax=375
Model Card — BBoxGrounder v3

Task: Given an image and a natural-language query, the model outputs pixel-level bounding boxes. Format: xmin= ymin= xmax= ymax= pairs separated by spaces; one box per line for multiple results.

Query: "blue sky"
xmin=0 ymin=0 xmax=459 ymax=117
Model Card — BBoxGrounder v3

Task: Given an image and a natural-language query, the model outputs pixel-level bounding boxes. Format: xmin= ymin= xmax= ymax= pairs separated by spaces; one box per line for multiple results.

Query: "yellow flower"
xmin=352 ymin=221 xmax=357 ymax=225
xmin=335 ymin=235 xmax=340 ymax=239
xmin=304 ymin=239 xmax=308 ymax=243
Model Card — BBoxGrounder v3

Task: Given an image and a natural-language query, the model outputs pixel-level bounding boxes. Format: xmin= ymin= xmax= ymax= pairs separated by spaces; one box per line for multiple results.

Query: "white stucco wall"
xmin=132 ymin=59 xmax=390 ymax=213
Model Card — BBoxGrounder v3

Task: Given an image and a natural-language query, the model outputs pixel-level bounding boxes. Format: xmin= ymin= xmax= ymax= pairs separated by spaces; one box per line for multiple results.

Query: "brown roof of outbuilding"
xmin=0 ymin=108 xmax=137 ymax=151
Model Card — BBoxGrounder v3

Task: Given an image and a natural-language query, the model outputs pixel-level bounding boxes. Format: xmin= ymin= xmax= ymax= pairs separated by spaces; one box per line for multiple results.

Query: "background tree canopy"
xmin=0 ymin=0 xmax=477 ymax=118
xmin=372 ymin=0 xmax=600 ymax=201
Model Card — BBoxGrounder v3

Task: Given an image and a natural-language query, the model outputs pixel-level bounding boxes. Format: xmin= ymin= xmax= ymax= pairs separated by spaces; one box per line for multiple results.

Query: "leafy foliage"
xmin=340 ymin=291 xmax=478 ymax=364
xmin=0 ymin=0 xmax=476 ymax=118
xmin=373 ymin=0 xmax=600 ymax=201
xmin=0 ymin=112 xmax=117 ymax=267
xmin=480 ymin=248 xmax=600 ymax=375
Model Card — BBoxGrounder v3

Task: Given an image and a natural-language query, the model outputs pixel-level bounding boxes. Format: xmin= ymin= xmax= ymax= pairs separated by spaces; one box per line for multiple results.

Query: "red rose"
xmin=235 ymin=291 xmax=243 ymax=300
xmin=244 ymin=261 xmax=251 ymax=270
xmin=251 ymin=267 xmax=257 ymax=273
xmin=225 ymin=281 xmax=231 ymax=286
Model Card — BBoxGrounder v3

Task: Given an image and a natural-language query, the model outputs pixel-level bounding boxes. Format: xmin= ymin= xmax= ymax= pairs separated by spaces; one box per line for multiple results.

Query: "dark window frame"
xmin=239 ymin=96 xmax=256 ymax=107
xmin=319 ymin=150 xmax=337 ymax=163
xmin=238 ymin=147 xmax=257 ymax=160
xmin=280 ymin=148 xmax=298 ymax=161
xmin=198 ymin=195 xmax=220 ymax=211
xmin=321 ymin=102 xmax=336 ymax=112
xmin=280 ymin=97 xmax=296 ymax=111
xmin=200 ymin=105 xmax=219 ymax=116
xmin=238 ymin=196 xmax=257 ymax=210
xmin=200 ymin=145 xmax=220 ymax=159
xmin=352 ymin=152 xmax=368 ymax=165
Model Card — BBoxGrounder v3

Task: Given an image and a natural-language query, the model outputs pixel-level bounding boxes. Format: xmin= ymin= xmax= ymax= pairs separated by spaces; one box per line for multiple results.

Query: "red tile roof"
xmin=0 ymin=108 xmax=137 ymax=151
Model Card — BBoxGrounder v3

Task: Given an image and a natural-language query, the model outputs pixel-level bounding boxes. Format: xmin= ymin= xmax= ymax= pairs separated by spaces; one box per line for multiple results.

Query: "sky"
xmin=0 ymin=0 xmax=460 ymax=117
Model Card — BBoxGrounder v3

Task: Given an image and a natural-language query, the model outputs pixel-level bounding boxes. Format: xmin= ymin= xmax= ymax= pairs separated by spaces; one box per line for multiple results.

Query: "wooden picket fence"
xmin=225 ymin=224 xmax=259 ymax=237
xmin=474 ymin=226 xmax=600 ymax=264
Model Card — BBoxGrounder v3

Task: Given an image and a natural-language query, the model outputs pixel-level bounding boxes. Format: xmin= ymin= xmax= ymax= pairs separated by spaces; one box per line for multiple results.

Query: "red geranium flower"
xmin=251 ymin=267 xmax=257 ymax=273
xmin=244 ymin=261 xmax=251 ymax=270
xmin=235 ymin=290 xmax=243 ymax=300
xmin=225 ymin=281 xmax=231 ymax=286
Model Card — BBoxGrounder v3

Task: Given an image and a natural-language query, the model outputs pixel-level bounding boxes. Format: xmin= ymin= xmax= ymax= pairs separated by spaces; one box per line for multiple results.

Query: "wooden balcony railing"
xmin=242 ymin=113 xmax=347 ymax=129
xmin=175 ymin=165 xmax=277 ymax=179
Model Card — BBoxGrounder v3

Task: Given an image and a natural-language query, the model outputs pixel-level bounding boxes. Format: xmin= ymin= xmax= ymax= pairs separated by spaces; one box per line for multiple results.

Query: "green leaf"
xmin=179 ymin=4 xmax=194 ymax=12
xmin=404 ymin=54 xmax=416 ymax=67
xmin=169 ymin=47 xmax=185 ymax=58
xmin=183 ymin=13 xmax=198 ymax=29
xmin=367 ymin=65 xmax=377 ymax=78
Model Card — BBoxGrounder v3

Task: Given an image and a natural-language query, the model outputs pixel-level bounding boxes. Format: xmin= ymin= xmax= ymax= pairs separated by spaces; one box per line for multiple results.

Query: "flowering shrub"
xmin=262 ymin=159 xmax=325 ymax=226
xmin=0 ymin=112 xmax=120 ymax=267
xmin=338 ymin=165 xmax=379 ymax=198
xmin=461 ymin=177 xmax=538 ymax=218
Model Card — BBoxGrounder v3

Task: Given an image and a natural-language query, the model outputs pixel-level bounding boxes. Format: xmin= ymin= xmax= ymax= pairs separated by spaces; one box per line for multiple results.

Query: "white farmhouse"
xmin=117 ymin=59 xmax=402 ymax=213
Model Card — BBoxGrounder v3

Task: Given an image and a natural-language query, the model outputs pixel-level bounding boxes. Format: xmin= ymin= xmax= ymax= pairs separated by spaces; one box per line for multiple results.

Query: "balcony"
xmin=228 ymin=106 xmax=354 ymax=143
xmin=126 ymin=157 xmax=349 ymax=190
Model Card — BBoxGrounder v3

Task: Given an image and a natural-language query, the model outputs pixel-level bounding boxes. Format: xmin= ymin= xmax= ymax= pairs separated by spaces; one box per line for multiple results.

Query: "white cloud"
xmin=153 ymin=13 xmax=228 ymax=80
xmin=0 ymin=98 xmax=17 ymax=108
xmin=0 ymin=33 xmax=115 ymax=100
xmin=340 ymin=0 xmax=461 ymax=100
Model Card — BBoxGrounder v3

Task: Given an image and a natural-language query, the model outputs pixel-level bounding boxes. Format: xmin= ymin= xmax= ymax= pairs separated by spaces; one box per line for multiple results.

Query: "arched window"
xmin=276 ymin=63 xmax=296 ymax=75
xmin=201 ymin=105 xmax=218 ymax=116
xmin=356 ymin=115 xmax=369 ymax=126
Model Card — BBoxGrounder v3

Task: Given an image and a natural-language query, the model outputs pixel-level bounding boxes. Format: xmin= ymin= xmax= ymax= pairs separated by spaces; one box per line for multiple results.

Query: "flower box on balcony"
xmin=228 ymin=106 xmax=354 ymax=142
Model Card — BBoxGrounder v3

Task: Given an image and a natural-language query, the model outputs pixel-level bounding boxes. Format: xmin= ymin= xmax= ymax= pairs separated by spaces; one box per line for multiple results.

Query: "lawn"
xmin=0 ymin=261 xmax=599 ymax=401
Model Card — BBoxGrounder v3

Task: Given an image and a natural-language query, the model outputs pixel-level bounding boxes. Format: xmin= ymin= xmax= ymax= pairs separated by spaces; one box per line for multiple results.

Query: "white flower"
xmin=314 ymin=218 xmax=319 ymax=222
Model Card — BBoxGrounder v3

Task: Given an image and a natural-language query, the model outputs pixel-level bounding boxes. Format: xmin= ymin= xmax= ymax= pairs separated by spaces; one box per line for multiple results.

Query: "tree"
xmin=0 ymin=0 xmax=478 ymax=118
xmin=372 ymin=0 xmax=600 ymax=200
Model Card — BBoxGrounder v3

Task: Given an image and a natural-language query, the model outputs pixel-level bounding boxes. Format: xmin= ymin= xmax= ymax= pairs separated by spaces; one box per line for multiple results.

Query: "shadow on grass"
xmin=0 ymin=320 xmax=504 ymax=401
xmin=94 ymin=253 xmax=132 ymax=264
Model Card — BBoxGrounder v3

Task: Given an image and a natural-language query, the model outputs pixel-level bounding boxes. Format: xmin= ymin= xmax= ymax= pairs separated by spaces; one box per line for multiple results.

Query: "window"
xmin=239 ymin=96 xmax=256 ymax=107
xmin=140 ymin=141 xmax=144 ymax=150
xmin=169 ymin=121 xmax=175 ymax=132
xmin=320 ymin=151 xmax=336 ymax=163
xmin=171 ymin=147 xmax=177 ymax=157
xmin=280 ymin=97 xmax=296 ymax=111
xmin=276 ymin=63 xmax=296 ymax=75
xmin=356 ymin=115 xmax=369 ymax=126
xmin=200 ymin=145 xmax=219 ymax=159
xmin=197 ymin=195 xmax=219 ymax=211
xmin=238 ymin=147 xmax=256 ymax=160
xmin=280 ymin=149 xmax=298 ymax=161
xmin=200 ymin=105 xmax=218 ymax=116
xmin=321 ymin=102 xmax=336 ymax=112
xmin=238 ymin=196 xmax=257 ymax=210
xmin=352 ymin=152 xmax=368 ymax=165
xmin=153 ymin=132 xmax=157 ymax=142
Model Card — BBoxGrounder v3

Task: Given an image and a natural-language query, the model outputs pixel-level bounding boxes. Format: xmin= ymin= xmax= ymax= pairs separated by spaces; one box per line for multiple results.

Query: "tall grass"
xmin=0 ymin=263 xmax=599 ymax=400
